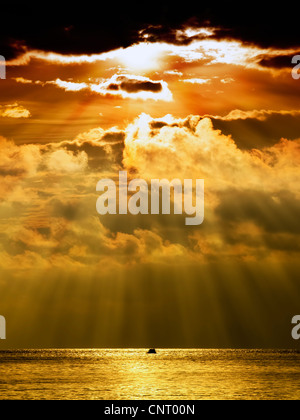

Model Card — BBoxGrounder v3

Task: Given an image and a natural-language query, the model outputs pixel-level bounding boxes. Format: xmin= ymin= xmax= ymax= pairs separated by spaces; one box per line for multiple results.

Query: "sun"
xmin=116 ymin=43 xmax=165 ymax=73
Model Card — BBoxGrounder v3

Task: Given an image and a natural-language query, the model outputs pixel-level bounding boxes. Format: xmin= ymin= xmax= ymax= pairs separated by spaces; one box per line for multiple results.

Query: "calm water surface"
xmin=0 ymin=349 xmax=299 ymax=400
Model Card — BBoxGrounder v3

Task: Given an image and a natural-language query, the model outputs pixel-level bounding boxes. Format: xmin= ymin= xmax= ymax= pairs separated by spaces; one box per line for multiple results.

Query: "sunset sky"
xmin=0 ymin=3 xmax=300 ymax=349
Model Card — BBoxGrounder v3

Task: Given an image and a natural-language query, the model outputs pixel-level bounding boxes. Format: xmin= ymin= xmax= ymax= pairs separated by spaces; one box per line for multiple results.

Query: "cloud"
xmin=137 ymin=12 xmax=300 ymax=49
xmin=45 ymin=149 xmax=88 ymax=173
xmin=216 ymin=189 xmax=300 ymax=234
xmin=140 ymin=25 xmax=217 ymax=45
xmin=15 ymin=74 xmax=173 ymax=101
xmin=211 ymin=109 xmax=300 ymax=122
xmin=117 ymin=78 xmax=162 ymax=93
xmin=12 ymin=77 xmax=33 ymax=84
xmin=1 ymin=4 xmax=299 ymax=65
xmin=6 ymin=33 xmax=300 ymax=112
xmin=257 ymin=53 xmax=300 ymax=69
xmin=2 ymin=6 xmax=300 ymax=349
xmin=123 ymin=113 xmax=253 ymax=187
xmin=0 ymin=112 xmax=300 ymax=275
xmin=90 ymin=74 xmax=172 ymax=101
xmin=123 ymin=112 xmax=300 ymax=206
xmin=180 ymin=78 xmax=210 ymax=85
xmin=0 ymin=103 xmax=31 ymax=118
xmin=6 ymin=48 xmax=128 ymax=66
xmin=0 ymin=136 xmax=41 ymax=178
xmin=53 ymin=126 xmax=125 ymax=169
xmin=210 ymin=110 xmax=300 ymax=149
xmin=164 ymin=70 xmax=183 ymax=76
xmin=0 ymin=136 xmax=88 ymax=177
xmin=220 ymin=77 xmax=235 ymax=84
xmin=49 ymin=79 xmax=88 ymax=92
xmin=7 ymin=35 xmax=300 ymax=75
xmin=120 ymin=113 xmax=300 ymax=262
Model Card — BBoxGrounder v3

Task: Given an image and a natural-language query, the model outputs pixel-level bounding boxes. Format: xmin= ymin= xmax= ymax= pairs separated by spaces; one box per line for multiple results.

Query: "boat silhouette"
xmin=147 ymin=348 xmax=157 ymax=354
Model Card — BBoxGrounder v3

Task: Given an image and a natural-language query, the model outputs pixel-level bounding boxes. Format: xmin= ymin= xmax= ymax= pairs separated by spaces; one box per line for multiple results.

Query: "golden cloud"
xmin=211 ymin=109 xmax=300 ymax=121
xmin=180 ymin=78 xmax=211 ymax=85
xmin=0 ymin=103 xmax=31 ymax=118
xmin=123 ymin=113 xmax=300 ymax=196
xmin=14 ymin=74 xmax=173 ymax=101
xmin=45 ymin=149 xmax=88 ymax=173
xmin=8 ymin=38 xmax=300 ymax=74
xmin=0 ymin=113 xmax=299 ymax=275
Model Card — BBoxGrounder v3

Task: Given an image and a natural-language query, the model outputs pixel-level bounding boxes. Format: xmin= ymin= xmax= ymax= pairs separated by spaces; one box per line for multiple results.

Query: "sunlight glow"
xmin=116 ymin=43 xmax=166 ymax=72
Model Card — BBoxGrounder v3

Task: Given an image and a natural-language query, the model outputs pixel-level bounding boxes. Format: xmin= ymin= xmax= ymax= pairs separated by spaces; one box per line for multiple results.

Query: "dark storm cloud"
xmin=216 ymin=189 xmax=300 ymax=234
xmin=101 ymin=76 xmax=171 ymax=100
xmin=138 ymin=23 xmax=219 ymax=45
xmin=150 ymin=121 xmax=169 ymax=129
xmin=58 ymin=129 xmax=125 ymax=169
xmin=211 ymin=113 xmax=300 ymax=149
xmin=108 ymin=84 xmax=120 ymax=91
xmin=1 ymin=2 xmax=299 ymax=59
xmin=60 ymin=141 xmax=110 ymax=167
xmin=120 ymin=80 xmax=162 ymax=93
xmin=0 ymin=4 xmax=143 ymax=59
xmin=107 ymin=79 xmax=163 ymax=94
xmin=101 ymin=131 xmax=125 ymax=143
xmin=258 ymin=53 xmax=300 ymax=69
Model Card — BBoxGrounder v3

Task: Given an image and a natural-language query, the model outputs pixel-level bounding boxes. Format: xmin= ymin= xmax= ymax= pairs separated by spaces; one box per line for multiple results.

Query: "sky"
xmin=0 ymin=3 xmax=300 ymax=349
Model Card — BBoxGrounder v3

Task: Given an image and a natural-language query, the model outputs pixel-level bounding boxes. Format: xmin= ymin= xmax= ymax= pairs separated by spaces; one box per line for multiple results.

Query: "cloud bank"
xmin=0 ymin=103 xmax=31 ymax=118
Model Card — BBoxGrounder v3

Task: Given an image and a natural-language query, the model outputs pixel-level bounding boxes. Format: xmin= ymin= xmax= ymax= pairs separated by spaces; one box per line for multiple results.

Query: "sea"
xmin=0 ymin=349 xmax=300 ymax=400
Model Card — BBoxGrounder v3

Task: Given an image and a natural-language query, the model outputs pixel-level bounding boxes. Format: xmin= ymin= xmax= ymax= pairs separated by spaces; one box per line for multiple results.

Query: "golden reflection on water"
xmin=0 ymin=349 xmax=300 ymax=400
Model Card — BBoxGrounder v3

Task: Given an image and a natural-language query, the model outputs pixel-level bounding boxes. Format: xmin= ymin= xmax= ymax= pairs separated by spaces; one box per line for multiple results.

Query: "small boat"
xmin=147 ymin=348 xmax=157 ymax=354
